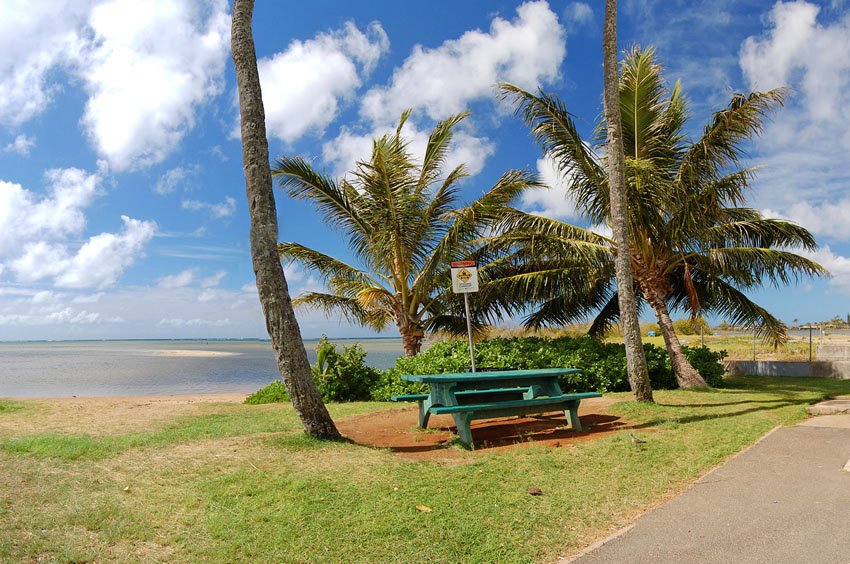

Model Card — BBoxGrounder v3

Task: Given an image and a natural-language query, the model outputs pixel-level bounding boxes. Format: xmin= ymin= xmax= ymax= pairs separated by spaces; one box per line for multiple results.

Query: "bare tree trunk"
xmin=603 ymin=0 xmax=653 ymax=402
xmin=644 ymin=290 xmax=708 ymax=388
xmin=231 ymin=0 xmax=340 ymax=439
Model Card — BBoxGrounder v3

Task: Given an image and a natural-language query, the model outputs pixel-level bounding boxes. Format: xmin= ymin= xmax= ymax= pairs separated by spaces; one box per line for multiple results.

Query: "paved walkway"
xmin=570 ymin=415 xmax=850 ymax=563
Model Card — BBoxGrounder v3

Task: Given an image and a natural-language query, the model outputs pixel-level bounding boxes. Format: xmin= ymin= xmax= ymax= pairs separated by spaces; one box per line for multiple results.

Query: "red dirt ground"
xmin=337 ymin=397 xmax=628 ymax=460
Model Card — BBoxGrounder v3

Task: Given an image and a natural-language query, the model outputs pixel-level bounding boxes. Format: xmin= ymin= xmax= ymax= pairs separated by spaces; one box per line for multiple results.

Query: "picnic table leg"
xmin=451 ymin=412 xmax=475 ymax=449
xmin=418 ymin=399 xmax=432 ymax=428
xmin=564 ymin=400 xmax=583 ymax=432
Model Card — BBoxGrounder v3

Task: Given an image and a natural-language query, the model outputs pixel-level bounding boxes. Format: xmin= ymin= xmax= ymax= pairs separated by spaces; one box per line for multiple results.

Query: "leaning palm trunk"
xmin=231 ymin=0 xmax=340 ymax=439
xmin=643 ymin=288 xmax=707 ymax=388
xmin=603 ymin=0 xmax=653 ymax=402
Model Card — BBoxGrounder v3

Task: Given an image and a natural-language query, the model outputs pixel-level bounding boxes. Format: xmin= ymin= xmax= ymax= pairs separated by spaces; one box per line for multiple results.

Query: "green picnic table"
xmin=392 ymin=368 xmax=601 ymax=449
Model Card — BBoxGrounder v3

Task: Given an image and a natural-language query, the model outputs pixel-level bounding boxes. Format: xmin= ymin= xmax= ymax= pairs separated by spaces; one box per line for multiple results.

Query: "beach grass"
xmin=1 ymin=377 xmax=849 ymax=562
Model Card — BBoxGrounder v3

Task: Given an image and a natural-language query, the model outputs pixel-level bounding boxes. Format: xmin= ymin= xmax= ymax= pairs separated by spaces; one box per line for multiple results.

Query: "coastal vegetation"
xmin=245 ymin=335 xmax=726 ymax=405
xmin=492 ymin=47 xmax=826 ymax=389
xmin=2 ymin=378 xmax=848 ymax=561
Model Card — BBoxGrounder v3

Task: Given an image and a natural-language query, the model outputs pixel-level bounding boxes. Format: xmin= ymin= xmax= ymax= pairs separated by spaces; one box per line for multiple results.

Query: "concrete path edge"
xmin=557 ymin=425 xmax=784 ymax=563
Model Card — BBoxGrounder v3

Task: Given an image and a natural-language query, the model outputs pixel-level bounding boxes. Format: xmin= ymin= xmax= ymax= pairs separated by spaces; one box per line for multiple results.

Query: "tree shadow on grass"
xmin=627 ymin=398 xmax=811 ymax=430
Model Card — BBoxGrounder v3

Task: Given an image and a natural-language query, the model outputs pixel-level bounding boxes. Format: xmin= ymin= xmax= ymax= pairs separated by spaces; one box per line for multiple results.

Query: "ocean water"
xmin=0 ymin=338 xmax=405 ymax=398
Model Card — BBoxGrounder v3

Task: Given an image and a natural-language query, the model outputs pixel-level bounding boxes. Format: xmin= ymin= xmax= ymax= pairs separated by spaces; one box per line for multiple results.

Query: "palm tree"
xmin=496 ymin=46 xmax=827 ymax=388
xmin=231 ymin=0 xmax=340 ymax=439
xmin=273 ymin=110 xmax=538 ymax=356
xmin=602 ymin=0 xmax=653 ymax=401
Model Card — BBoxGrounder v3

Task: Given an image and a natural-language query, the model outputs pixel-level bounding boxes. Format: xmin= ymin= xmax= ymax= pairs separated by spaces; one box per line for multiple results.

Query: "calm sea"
xmin=0 ymin=338 xmax=405 ymax=398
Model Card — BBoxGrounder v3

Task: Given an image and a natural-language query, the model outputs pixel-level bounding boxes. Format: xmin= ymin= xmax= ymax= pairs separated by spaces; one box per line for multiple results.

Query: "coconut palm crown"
xmin=492 ymin=46 xmax=828 ymax=387
xmin=272 ymin=110 xmax=539 ymax=356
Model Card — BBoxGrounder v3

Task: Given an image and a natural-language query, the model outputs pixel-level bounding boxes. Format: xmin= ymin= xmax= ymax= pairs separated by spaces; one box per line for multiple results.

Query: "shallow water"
xmin=0 ymin=338 xmax=404 ymax=398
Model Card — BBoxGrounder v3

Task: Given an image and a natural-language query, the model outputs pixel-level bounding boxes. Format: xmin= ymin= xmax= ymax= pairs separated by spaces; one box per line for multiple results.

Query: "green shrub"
xmin=245 ymin=380 xmax=288 ymax=404
xmin=245 ymin=337 xmax=380 ymax=404
xmin=311 ymin=336 xmax=381 ymax=402
xmin=672 ymin=317 xmax=712 ymax=336
xmin=370 ymin=335 xmax=717 ymax=400
xmin=683 ymin=346 xmax=727 ymax=387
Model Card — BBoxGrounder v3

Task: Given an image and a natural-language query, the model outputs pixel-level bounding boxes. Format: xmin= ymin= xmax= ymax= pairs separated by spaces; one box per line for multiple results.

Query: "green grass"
xmin=1 ymin=377 xmax=849 ymax=562
xmin=0 ymin=399 xmax=26 ymax=414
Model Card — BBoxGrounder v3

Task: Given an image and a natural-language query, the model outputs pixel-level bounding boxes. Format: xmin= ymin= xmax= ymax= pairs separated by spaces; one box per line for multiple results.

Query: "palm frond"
xmin=292 ymin=292 xmax=390 ymax=331
xmin=498 ymin=82 xmax=608 ymax=222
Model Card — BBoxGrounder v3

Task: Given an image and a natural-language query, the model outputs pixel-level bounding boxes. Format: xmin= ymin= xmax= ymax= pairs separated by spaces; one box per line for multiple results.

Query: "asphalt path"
xmin=571 ymin=418 xmax=850 ymax=563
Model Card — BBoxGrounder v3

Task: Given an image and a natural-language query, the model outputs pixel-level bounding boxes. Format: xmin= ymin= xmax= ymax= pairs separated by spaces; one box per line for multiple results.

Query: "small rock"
xmin=527 ymin=487 xmax=543 ymax=496
xmin=416 ymin=504 xmax=433 ymax=513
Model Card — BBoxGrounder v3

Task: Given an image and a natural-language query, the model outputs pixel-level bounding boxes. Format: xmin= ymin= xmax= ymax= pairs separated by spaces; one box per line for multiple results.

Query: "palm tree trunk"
xmin=644 ymin=289 xmax=707 ymax=388
xmin=603 ymin=0 xmax=653 ymax=402
xmin=398 ymin=324 xmax=424 ymax=357
xmin=231 ymin=0 xmax=340 ymax=440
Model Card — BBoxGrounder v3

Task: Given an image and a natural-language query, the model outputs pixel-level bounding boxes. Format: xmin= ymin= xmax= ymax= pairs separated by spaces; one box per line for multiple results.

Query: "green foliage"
xmin=682 ymin=346 xmax=727 ymax=387
xmin=371 ymin=335 xmax=728 ymax=400
xmin=672 ymin=317 xmax=712 ymax=336
xmin=311 ymin=336 xmax=381 ymax=402
xmin=245 ymin=337 xmax=381 ymax=404
xmin=244 ymin=380 xmax=289 ymax=405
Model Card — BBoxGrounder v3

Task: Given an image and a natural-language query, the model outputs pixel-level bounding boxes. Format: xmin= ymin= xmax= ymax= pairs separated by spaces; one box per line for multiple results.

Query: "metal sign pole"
xmin=463 ymin=293 xmax=476 ymax=372
xmin=450 ymin=259 xmax=479 ymax=373
xmin=752 ymin=326 xmax=756 ymax=361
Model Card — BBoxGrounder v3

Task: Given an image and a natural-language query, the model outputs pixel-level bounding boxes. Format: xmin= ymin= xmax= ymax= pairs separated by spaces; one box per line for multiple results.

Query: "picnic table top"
xmin=401 ymin=368 xmax=581 ymax=383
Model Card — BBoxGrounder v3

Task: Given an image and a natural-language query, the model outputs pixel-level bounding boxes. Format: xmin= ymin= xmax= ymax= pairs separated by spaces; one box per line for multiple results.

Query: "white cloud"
xmin=54 ymin=216 xmax=157 ymax=289
xmin=563 ymin=2 xmax=595 ymax=31
xmin=200 ymin=271 xmax=226 ymax=288
xmin=157 ymin=269 xmax=196 ymax=289
xmin=158 ymin=317 xmax=230 ymax=327
xmin=4 ymin=134 xmax=36 ymax=156
xmin=0 ymin=0 xmax=229 ymax=169
xmin=78 ymin=0 xmax=230 ymax=170
xmin=519 ymin=157 xmax=582 ymax=220
xmin=764 ymin=199 xmax=850 ymax=240
xmin=181 ymin=196 xmax=236 ymax=218
xmin=359 ymin=1 xmax=565 ymax=124
xmin=323 ymin=119 xmax=495 ymax=179
xmin=4 ymin=205 xmax=156 ymax=290
xmin=0 ymin=0 xmax=88 ymax=126
xmin=255 ymin=21 xmax=389 ymax=143
xmin=197 ymin=288 xmax=217 ymax=302
xmin=0 ymin=168 xmax=101 ymax=256
xmin=72 ymin=292 xmax=104 ymax=304
xmin=155 ymin=165 xmax=200 ymax=195
xmin=738 ymin=2 xmax=850 ymax=242
xmin=800 ymin=245 xmax=850 ymax=293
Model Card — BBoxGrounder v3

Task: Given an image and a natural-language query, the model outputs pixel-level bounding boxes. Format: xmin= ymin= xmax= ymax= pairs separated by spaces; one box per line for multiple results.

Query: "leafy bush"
xmin=245 ymin=337 xmax=381 ymax=404
xmin=672 ymin=317 xmax=712 ymax=336
xmin=682 ymin=346 xmax=727 ymax=387
xmin=245 ymin=380 xmax=288 ymax=404
xmin=311 ymin=336 xmax=381 ymax=402
xmin=371 ymin=335 xmax=724 ymax=400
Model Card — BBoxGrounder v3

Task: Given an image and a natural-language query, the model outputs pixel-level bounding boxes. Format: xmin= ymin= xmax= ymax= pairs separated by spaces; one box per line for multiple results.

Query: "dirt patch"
xmin=0 ymin=393 xmax=248 ymax=436
xmin=337 ymin=396 xmax=627 ymax=461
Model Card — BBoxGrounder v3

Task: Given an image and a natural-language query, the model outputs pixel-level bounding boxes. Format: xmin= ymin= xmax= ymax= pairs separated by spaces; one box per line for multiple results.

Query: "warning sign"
xmin=450 ymin=260 xmax=479 ymax=293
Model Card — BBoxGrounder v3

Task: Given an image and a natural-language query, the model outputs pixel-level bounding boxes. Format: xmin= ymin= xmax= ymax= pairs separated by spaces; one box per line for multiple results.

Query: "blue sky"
xmin=1 ymin=0 xmax=848 ymax=341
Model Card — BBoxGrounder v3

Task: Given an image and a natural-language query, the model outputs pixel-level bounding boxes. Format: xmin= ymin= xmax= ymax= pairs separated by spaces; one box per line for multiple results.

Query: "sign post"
xmin=450 ymin=260 xmax=479 ymax=372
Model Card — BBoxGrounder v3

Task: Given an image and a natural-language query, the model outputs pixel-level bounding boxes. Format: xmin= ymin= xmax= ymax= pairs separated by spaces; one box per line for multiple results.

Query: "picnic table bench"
xmin=392 ymin=368 xmax=601 ymax=449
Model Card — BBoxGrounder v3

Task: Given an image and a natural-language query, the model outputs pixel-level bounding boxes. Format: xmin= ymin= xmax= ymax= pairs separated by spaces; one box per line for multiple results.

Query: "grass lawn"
xmin=2 ymin=377 xmax=849 ymax=562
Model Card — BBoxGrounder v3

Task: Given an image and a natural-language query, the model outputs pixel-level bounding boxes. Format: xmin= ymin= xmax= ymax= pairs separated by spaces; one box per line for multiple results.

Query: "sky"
xmin=1 ymin=0 xmax=849 ymax=341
